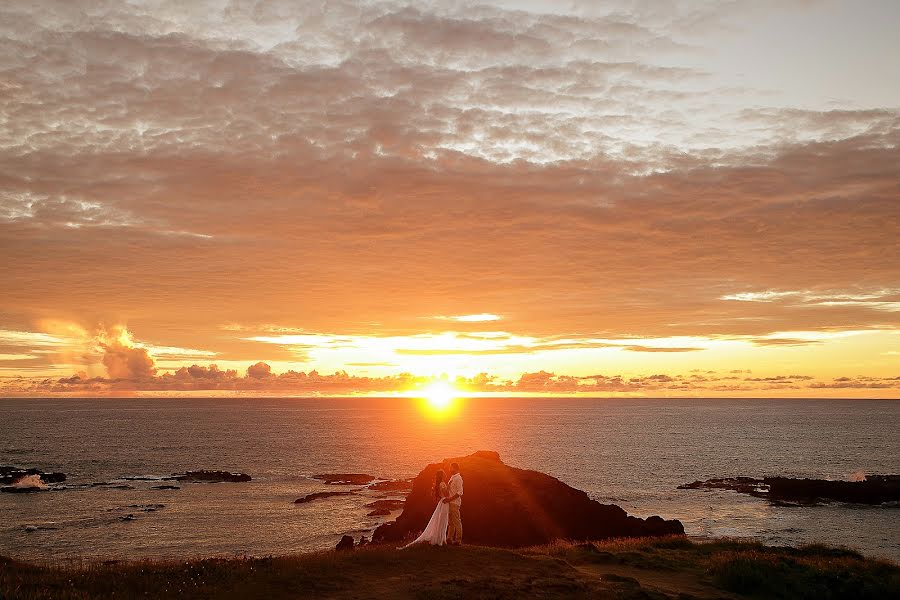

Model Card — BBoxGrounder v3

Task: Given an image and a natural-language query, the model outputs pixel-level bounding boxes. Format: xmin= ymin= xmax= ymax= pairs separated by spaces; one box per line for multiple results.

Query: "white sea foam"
xmin=11 ymin=474 xmax=47 ymax=490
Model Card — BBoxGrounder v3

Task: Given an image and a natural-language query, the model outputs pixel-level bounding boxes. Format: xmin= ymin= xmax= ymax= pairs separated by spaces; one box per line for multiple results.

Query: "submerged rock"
xmin=367 ymin=479 xmax=414 ymax=493
xmin=373 ymin=451 xmax=684 ymax=547
xmin=680 ymin=474 xmax=900 ymax=505
xmin=1 ymin=485 xmax=44 ymax=494
xmin=295 ymin=491 xmax=357 ymax=504
xmin=173 ymin=471 xmax=251 ymax=483
xmin=313 ymin=473 xmax=375 ymax=485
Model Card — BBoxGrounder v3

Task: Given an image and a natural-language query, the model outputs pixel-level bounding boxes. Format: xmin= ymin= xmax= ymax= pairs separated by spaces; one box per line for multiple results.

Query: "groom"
xmin=443 ymin=462 xmax=463 ymax=545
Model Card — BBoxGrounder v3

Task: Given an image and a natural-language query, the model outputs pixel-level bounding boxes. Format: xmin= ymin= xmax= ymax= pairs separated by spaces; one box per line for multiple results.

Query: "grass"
xmin=1 ymin=538 xmax=897 ymax=599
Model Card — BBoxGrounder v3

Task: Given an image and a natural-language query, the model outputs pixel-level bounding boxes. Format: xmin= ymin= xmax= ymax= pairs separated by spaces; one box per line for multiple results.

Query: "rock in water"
xmin=294 ymin=491 xmax=357 ymax=504
xmin=173 ymin=471 xmax=251 ymax=483
xmin=364 ymin=499 xmax=405 ymax=512
xmin=367 ymin=479 xmax=414 ymax=493
xmin=335 ymin=535 xmax=354 ymax=551
xmin=1 ymin=466 xmax=66 ymax=485
xmin=313 ymin=474 xmax=375 ymax=485
xmin=679 ymin=474 xmax=900 ymax=505
xmin=373 ymin=451 xmax=683 ymax=547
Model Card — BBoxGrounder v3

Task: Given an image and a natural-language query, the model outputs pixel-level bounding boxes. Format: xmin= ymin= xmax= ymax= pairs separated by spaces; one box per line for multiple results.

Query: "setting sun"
xmin=422 ymin=382 xmax=457 ymax=411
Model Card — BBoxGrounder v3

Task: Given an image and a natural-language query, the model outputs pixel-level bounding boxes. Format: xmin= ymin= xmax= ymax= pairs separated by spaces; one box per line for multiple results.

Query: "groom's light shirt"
xmin=448 ymin=473 xmax=463 ymax=506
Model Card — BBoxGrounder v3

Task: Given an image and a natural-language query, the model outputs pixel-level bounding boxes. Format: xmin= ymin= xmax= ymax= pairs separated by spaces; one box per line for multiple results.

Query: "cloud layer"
xmin=0 ymin=1 xmax=897 ymax=393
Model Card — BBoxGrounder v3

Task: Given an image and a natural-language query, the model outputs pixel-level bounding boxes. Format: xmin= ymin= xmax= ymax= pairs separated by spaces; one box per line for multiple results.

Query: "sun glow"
xmin=422 ymin=381 xmax=458 ymax=412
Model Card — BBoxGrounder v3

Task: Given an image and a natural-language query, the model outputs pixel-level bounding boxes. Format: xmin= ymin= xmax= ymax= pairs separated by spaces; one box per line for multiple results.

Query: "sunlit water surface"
xmin=0 ymin=398 xmax=897 ymax=562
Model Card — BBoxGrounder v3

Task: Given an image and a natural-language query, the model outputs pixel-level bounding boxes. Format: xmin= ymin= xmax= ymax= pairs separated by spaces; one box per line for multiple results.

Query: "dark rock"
xmin=373 ymin=451 xmax=684 ymax=547
xmin=173 ymin=470 xmax=251 ymax=483
xmin=1 ymin=486 xmax=45 ymax=494
xmin=39 ymin=472 xmax=67 ymax=484
xmin=89 ymin=482 xmax=134 ymax=489
xmin=294 ymin=491 xmax=357 ymax=504
xmin=679 ymin=474 xmax=900 ymax=505
xmin=313 ymin=473 xmax=375 ymax=485
xmin=150 ymin=485 xmax=180 ymax=490
xmin=0 ymin=466 xmax=66 ymax=485
xmin=367 ymin=479 xmax=414 ymax=493
xmin=335 ymin=535 xmax=354 ymax=551
xmin=130 ymin=504 xmax=165 ymax=512
xmin=364 ymin=499 xmax=405 ymax=511
xmin=119 ymin=514 xmax=135 ymax=521
xmin=678 ymin=477 xmax=762 ymax=494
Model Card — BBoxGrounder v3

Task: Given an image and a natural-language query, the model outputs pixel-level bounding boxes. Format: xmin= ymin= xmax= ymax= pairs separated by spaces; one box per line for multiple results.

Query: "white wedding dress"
xmin=401 ymin=482 xmax=449 ymax=548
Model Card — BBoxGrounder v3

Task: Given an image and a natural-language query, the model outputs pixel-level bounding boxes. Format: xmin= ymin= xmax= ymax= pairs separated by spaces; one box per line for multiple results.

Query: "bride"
xmin=401 ymin=470 xmax=449 ymax=548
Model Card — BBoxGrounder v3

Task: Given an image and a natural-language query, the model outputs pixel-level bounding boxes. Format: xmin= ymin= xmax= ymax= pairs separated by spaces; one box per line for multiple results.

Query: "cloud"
xmin=247 ymin=361 xmax=273 ymax=379
xmin=434 ymin=314 xmax=502 ymax=322
xmin=1 ymin=359 xmax=897 ymax=397
xmin=810 ymin=376 xmax=900 ymax=389
xmin=97 ymin=326 xmax=156 ymax=380
xmin=622 ymin=345 xmax=702 ymax=352
xmin=0 ymin=0 xmax=898 ymax=389
xmin=748 ymin=338 xmax=824 ymax=347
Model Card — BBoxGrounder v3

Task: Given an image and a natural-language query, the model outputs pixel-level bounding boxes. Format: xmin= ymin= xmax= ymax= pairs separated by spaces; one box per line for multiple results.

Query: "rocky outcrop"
xmin=335 ymin=535 xmax=355 ymax=551
xmin=365 ymin=499 xmax=405 ymax=512
xmin=372 ymin=451 xmax=683 ymax=547
xmin=295 ymin=491 xmax=357 ymax=504
xmin=1 ymin=485 xmax=44 ymax=494
xmin=1 ymin=466 xmax=66 ymax=485
xmin=679 ymin=474 xmax=900 ymax=505
xmin=313 ymin=474 xmax=375 ymax=485
xmin=173 ymin=471 xmax=251 ymax=483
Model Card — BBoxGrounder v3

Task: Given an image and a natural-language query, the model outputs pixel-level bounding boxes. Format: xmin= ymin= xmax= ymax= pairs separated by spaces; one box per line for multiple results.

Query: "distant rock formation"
xmin=313 ymin=474 xmax=375 ymax=485
xmin=373 ymin=451 xmax=684 ymax=547
xmin=679 ymin=474 xmax=900 ymax=506
xmin=295 ymin=491 xmax=358 ymax=504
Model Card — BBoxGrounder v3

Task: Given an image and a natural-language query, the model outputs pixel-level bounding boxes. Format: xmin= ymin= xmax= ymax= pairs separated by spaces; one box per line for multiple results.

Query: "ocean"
xmin=1 ymin=397 xmax=897 ymax=562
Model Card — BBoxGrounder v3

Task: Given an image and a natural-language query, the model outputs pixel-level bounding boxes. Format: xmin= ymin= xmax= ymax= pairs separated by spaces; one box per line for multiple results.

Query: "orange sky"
xmin=0 ymin=1 xmax=898 ymax=397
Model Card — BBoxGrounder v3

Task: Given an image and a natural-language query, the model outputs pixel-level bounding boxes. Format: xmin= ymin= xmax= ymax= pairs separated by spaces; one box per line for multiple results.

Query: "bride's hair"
xmin=433 ymin=470 xmax=445 ymax=500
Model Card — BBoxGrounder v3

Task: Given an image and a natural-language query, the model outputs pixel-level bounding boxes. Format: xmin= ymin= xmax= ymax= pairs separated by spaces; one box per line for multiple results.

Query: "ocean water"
xmin=0 ymin=397 xmax=897 ymax=562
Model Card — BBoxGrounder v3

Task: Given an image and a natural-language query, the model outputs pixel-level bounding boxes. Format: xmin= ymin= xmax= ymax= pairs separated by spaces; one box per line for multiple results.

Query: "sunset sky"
xmin=1 ymin=0 xmax=898 ymax=397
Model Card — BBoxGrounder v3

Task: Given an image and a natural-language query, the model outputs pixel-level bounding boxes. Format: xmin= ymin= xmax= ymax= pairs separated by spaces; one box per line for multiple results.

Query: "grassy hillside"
xmin=2 ymin=537 xmax=897 ymax=599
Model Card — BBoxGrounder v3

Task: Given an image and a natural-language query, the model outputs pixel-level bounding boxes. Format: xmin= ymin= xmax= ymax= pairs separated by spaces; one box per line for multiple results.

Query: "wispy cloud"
xmin=434 ymin=314 xmax=503 ymax=322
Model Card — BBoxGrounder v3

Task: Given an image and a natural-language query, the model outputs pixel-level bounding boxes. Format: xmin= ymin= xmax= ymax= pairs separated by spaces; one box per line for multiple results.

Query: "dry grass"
xmin=1 ymin=538 xmax=897 ymax=599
